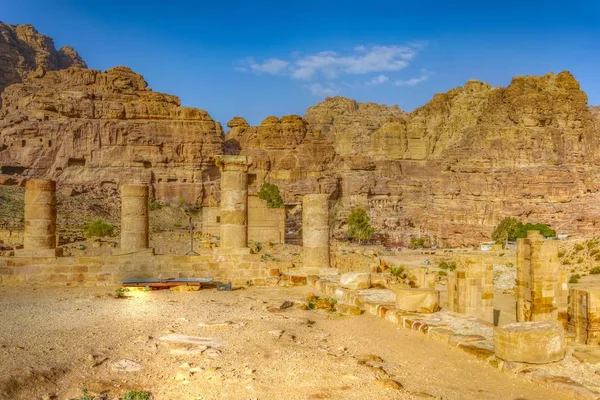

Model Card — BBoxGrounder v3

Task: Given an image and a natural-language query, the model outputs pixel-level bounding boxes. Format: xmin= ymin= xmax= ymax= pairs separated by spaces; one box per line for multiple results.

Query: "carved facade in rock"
xmin=0 ymin=66 xmax=224 ymax=204
xmin=226 ymin=72 xmax=600 ymax=245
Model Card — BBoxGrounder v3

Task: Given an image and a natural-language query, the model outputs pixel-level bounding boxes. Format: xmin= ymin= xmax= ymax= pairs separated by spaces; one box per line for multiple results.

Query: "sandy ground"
xmin=0 ymin=286 xmax=568 ymax=400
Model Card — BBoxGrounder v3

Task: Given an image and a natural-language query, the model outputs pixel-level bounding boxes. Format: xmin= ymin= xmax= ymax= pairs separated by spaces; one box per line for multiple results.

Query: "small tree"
xmin=84 ymin=218 xmax=114 ymax=238
xmin=259 ymin=183 xmax=284 ymax=208
xmin=347 ymin=208 xmax=374 ymax=244
xmin=492 ymin=217 xmax=556 ymax=245
xmin=492 ymin=217 xmax=521 ymax=244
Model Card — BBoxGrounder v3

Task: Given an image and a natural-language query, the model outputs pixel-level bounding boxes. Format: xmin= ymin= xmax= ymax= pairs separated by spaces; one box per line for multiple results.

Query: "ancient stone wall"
xmin=447 ymin=256 xmax=494 ymax=322
xmin=202 ymin=195 xmax=285 ymax=244
xmin=568 ymin=286 xmax=600 ymax=345
xmin=0 ymin=253 xmax=282 ymax=287
xmin=516 ymin=230 xmax=568 ymax=324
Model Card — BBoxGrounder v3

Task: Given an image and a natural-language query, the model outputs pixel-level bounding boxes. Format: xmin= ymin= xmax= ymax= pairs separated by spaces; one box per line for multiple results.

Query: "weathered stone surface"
xmin=225 ymin=72 xmax=600 ymax=245
xmin=0 ymin=65 xmax=224 ymax=205
xmin=395 ymin=287 xmax=440 ymax=313
xmin=340 ymin=272 xmax=371 ymax=290
xmin=0 ymin=22 xmax=86 ymax=106
xmin=494 ymin=321 xmax=565 ymax=364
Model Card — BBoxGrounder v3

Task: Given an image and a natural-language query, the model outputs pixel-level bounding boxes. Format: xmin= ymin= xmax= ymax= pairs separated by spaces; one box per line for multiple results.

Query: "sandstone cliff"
xmin=0 ymin=66 xmax=224 ymax=203
xmin=0 ymin=22 xmax=86 ymax=106
xmin=226 ymin=71 xmax=600 ymax=245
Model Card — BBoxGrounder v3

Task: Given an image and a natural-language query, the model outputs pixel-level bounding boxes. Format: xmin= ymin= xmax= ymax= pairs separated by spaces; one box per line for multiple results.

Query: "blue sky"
xmin=2 ymin=0 xmax=599 ymax=126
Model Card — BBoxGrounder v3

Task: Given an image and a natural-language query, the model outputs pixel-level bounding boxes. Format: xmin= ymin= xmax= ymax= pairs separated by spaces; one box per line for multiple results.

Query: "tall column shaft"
xmin=216 ymin=155 xmax=250 ymax=250
xmin=120 ymin=184 xmax=149 ymax=252
xmin=302 ymin=194 xmax=330 ymax=271
xmin=23 ymin=179 xmax=57 ymax=250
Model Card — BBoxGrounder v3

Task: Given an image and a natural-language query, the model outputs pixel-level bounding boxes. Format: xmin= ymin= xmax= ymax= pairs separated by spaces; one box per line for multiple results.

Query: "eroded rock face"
xmin=227 ymin=71 xmax=600 ymax=245
xmin=0 ymin=22 xmax=86 ymax=106
xmin=0 ymin=66 xmax=224 ymax=204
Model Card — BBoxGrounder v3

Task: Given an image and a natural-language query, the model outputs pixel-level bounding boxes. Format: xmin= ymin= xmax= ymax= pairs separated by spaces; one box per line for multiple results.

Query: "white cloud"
xmin=366 ymin=74 xmax=389 ymax=85
xmin=237 ymin=44 xmax=421 ymax=80
xmin=394 ymin=73 xmax=429 ymax=87
xmin=248 ymin=58 xmax=290 ymax=74
xmin=304 ymin=82 xmax=339 ymax=97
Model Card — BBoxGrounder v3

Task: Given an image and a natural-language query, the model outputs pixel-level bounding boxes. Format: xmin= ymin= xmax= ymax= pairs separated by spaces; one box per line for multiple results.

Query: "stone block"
xmin=339 ymin=272 xmax=371 ymax=290
xmin=494 ymin=321 xmax=565 ymax=364
xmin=395 ymin=287 xmax=440 ymax=313
xmin=337 ymin=304 xmax=362 ymax=316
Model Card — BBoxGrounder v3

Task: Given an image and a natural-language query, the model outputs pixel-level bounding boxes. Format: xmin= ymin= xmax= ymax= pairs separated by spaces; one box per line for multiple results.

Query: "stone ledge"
xmin=309 ymin=277 xmax=600 ymax=399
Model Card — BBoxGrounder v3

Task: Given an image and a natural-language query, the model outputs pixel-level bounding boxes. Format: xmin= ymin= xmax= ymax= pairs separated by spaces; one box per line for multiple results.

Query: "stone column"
xmin=215 ymin=155 xmax=250 ymax=253
xmin=17 ymin=179 xmax=62 ymax=257
xmin=119 ymin=184 xmax=151 ymax=254
xmin=447 ymin=256 xmax=494 ymax=323
xmin=516 ymin=230 xmax=567 ymax=325
xmin=302 ymin=194 xmax=330 ymax=273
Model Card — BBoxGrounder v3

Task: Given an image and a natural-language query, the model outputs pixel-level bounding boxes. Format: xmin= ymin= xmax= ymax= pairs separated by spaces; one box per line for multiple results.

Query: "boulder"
xmin=340 ymin=272 xmax=371 ymax=290
xmin=395 ymin=287 xmax=440 ymax=313
xmin=494 ymin=321 xmax=565 ymax=364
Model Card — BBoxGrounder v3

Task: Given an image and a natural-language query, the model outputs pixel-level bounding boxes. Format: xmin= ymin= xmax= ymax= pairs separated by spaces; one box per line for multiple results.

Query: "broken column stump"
xmin=447 ymin=256 xmax=494 ymax=323
xmin=494 ymin=321 xmax=565 ymax=364
xmin=395 ymin=287 xmax=440 ymax=313
xmin=568 ymin=286 xmax=600 ymax=345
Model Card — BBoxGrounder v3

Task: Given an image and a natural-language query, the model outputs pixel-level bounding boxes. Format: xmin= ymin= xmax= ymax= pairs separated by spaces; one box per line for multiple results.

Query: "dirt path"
xmin=0 ymin=286 xmax=568 ymax=400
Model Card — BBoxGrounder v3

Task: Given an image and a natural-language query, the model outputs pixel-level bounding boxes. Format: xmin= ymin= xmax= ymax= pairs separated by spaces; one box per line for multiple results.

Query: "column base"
xmin=112 ymin=248 xmax=155 ymax=256
xmin=14 ymin=248 xmax=63 ymax=258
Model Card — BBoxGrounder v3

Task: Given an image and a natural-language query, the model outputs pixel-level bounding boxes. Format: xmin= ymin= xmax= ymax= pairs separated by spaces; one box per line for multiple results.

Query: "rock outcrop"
xmin=0 ymin=66 xmax=224 ymax=203
xmin=0 ymin=22 xmax=86 ymax=106
xmin=227 ymin=71 xmax=600 ymax=245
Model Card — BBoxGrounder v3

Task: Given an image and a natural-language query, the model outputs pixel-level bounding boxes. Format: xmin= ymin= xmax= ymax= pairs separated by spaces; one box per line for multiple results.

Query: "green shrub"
xmin=409 ymin=237 xmax=425 ymax=249
xmin=439 ymin=261 xmax=457 ymax=271
xmin=578 ymin=257 xmax=584 ymax=264
xmin=391 ymin=266 xmax=405 ymax=277
xmin=347 ymin=208 xmax=374 ymax=244
xmin=591 ymin=266 xmax=600 ymax=275
xmin=591 ymin=249 xmax=599 ymax=256
xmin=258 ymin=183 xmax=284 ymax=208
xmin=79 ymin=389 xmax=94 ymax=400
xmin=124 ymin=391 xmax=151 ymax=400
xmin=84 ymin=218 xmax=114 ymax=238
xmin=149 ymin=198 xmax=162 ymax=211
xmin=438 ymin=270 xmax=448 ymax=276
xmin=569 ymin=274 xmax=581 ymax=284
xmin=575 ymin=244 xmax=584 ymax=252
xmin=492 ymin=217 xmax=556 ymax=243
xmin=505 ymin=262 xmax=514 ymax=268
xmin=563 ymin=260 xmax=572 ymax=265
xmin=558 ymin=250 xmax=566 ymax=258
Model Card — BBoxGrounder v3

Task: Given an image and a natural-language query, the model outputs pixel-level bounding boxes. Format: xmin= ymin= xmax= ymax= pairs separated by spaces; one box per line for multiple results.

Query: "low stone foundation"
xmin=0 ymin=253 xmax=283 ymax=286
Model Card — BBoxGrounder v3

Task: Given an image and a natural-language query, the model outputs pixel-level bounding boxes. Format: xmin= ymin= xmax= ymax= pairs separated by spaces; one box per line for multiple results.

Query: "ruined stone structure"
xmin=494 ymin=321 xmax=565 ymax=364
xmin=119 ymin=184 xmax=150 ymax=254
xmin=447 ymin=256 xmax=494 ymax=323
xmin=395 ymin=287 xmax=440 ymax=314
xmin=202 ymin=195 xmax=285 ymax=244
xmin=302 ymin=194 xmax=330 ymax=274
xmin=568 ymin=286 xmax=600 ymax=345
xmin=15 ymin=179 xmax=61 ymax=257
xmin=215 ymin=155 xmax=250 ymax=252
xmin=516 ymin=231 xmax=568 ymax=324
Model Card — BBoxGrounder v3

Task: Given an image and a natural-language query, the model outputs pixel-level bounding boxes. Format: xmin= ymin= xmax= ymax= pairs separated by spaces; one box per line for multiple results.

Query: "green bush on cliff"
xmin=84 ymin=218 xmax=114 ymax=238
xmin=258 ymin=183 xmax=284 ymax=208
xmin=492 ymin=217 xmax=556 ymax=244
